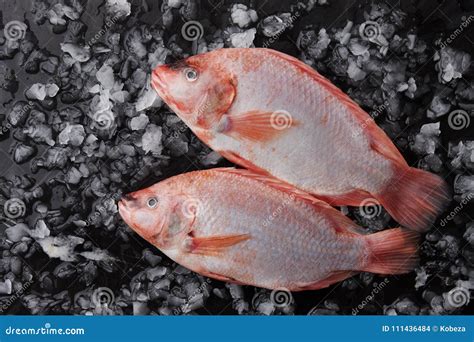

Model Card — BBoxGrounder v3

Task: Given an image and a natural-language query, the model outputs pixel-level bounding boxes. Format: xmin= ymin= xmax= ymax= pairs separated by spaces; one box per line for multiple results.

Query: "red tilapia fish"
xmin=118 ymin=168 xmax=418 ymax=291
xmin=151 ymin=48 xmax=450 ymax=232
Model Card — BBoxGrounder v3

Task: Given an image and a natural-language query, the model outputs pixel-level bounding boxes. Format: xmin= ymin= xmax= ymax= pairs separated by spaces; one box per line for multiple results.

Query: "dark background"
xmin=1 ymin=0 xmax=473 ymax=315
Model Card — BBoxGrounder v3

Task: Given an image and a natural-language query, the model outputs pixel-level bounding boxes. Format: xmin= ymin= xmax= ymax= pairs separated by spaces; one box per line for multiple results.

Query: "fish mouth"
xmin=118 ymin=198 xmax=160 ymax=243
xmin=151 ymin=68 xmax=173 ymax=105
xmin=151 ymin=69 xmax=166 ymax=91
xmin=121 ymin=193 xmax=136 ymax=202
xmin=118 ymin=200 xmax=132 ymax=226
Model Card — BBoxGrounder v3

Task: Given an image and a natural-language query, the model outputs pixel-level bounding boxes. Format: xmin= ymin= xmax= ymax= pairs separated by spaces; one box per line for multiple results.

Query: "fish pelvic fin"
xmin=293 ymin=270 xmax=356 ymax=291
xmin=363 ymin=228 xmax=419 ymax=275
xmin=378 ymin=165 xmax=451 ymax=232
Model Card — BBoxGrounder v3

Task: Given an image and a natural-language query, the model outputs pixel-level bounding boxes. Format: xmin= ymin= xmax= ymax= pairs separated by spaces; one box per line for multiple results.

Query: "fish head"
xmin=118 ymin=182 xmax=194 ymax=249
xmin=151 ymin=52 xmax=236 ymax=131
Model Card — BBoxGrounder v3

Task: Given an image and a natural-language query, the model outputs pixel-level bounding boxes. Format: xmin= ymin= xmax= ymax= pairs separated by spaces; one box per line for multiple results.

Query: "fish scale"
xmin=119 ymin=168 xmax=419 ymax=291
xmin=212 ymin=49 xmax=391 ymax=194
xmin=177 ymin=169 xmax=364 ymax=287
xmin=151 ymin=47 xmax=450 ymax=232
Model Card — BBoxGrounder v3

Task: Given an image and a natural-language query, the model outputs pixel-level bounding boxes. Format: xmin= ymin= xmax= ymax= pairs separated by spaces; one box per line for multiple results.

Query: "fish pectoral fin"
xmin=295 ymin=270 xmax=356 ymax=291
xmin=226 ymin=110 xmax=299 ymax=142
xmin=186 ymin=234 xmax=251 ymax=256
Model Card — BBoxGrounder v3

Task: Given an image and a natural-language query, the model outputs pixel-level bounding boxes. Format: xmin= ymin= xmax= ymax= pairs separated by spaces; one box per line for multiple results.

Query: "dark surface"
xmin=0 ymin=0 xmax=473 ymax=315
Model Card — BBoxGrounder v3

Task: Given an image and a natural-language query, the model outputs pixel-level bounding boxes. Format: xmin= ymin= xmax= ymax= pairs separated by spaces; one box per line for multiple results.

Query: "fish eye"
xmin=147 ymin=197 xmax=158 ymax=208
xmin=184 ymin=68 xmax=198 ymax=82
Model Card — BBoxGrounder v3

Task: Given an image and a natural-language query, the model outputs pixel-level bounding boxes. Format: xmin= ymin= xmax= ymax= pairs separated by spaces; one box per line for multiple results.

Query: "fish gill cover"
xmin=0 ymin=0 xmax=473 ymax=315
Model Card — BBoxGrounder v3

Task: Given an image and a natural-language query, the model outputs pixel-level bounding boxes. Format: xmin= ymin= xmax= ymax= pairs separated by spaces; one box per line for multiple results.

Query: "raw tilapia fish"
xmin=151 ymin=48 xmax=450 ymax=232
xmin=119 ymin=168 xmax=418 ymax=291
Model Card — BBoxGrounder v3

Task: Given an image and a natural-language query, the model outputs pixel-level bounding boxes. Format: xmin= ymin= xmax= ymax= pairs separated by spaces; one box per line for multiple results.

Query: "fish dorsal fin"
xmin=213 ymin=167 xmax=322 ymax=204
xmin=262 ymin=48 xmax=407 ymax=166
xmin=213 ymin=168 xmax=366 ymax=235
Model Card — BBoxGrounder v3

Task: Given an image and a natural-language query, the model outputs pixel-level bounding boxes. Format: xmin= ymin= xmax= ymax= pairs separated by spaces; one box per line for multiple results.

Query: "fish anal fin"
xmin=318 ymin=205 xmax=368 ymax=235
xmin=295 ymin=271 xmax=356 ymax=291
xmin=188 ymin=233 xmax=250 ymax=256
xmin=368 ymin=129 xmax=407 ymax=166
xmin=225 ymin=110 xmax=298 ymax=142
xmin=318 ymin=189 xmax=373 ymax=207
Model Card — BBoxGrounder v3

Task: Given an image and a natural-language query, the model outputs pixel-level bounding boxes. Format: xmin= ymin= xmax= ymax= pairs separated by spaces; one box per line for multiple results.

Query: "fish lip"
xmin=121 ymin=193 xmax=135 ymax=202
xmin=151 ymin=69 xmax=165 ymax=88
xmin=152 ymin=69 xmax=161 ymax=81
xmin=118 ymin=198 xmax=131 ymax=210
xmin=118 ymin=200 xmax=130 ymax=221
xmin=151 ymin=70 xmax=169 ymax=101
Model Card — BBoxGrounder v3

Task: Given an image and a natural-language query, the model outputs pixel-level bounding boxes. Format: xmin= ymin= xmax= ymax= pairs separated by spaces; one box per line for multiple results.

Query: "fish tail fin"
xmin=363 ymin=228 xmax=419 ymax=274
xmin=377 ymin=165 xmax=450 ymax=232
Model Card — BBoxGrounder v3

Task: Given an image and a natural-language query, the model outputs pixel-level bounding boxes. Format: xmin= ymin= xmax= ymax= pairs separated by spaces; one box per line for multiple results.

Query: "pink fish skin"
xmin=118 ymin=168 xmax=419 ymax=291
xmin=151 ymin=48 xmax=450 ymax=232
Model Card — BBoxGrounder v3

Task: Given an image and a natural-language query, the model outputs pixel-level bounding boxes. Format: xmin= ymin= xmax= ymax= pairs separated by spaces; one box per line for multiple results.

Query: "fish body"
xmin=119 ymin=168 xmax=418 ymax=291
xmin=151 ymin=48 xmax=450 ymax=232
